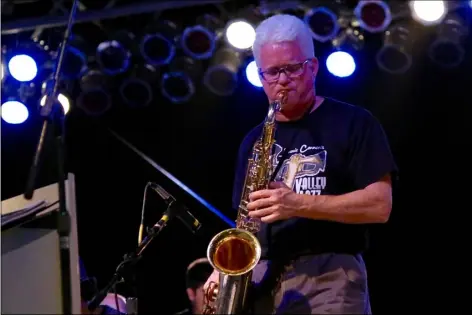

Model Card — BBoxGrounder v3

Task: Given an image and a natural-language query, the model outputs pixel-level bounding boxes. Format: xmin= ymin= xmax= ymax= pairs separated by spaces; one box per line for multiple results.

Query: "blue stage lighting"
xmin=245 ymin=60 xmax=262 ymax=88
xmin=326 ymin=51 xmax=356 ymax=78
xmin=140 ymin=33 xmax=176 ymax=66
xmin=1 ymin=100 xmax=29 ymax=124
xmin=161 ymin=72 xmax=195 ymax=104
xmin=181 ymin=25 xmax=216 ymax=60
xmin=8 ymin=54 xmax=38 ymax=82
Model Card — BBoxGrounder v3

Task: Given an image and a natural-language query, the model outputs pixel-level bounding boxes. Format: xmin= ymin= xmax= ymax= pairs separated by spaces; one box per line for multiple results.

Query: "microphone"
xmin=149 ymin=183 xmax=202 ymax=234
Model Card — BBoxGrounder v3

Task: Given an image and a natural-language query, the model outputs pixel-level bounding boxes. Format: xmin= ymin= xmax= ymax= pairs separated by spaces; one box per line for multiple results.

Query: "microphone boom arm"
xmin=88 ymin=202 xmax=181 ymax=312
xmin=109 ymin=129 xmax=235 ymax=228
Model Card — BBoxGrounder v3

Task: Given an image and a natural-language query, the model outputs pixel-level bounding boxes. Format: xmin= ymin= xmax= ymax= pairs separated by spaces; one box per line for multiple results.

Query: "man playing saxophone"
xmin=205 ymin=14 xmax=397 ymax=314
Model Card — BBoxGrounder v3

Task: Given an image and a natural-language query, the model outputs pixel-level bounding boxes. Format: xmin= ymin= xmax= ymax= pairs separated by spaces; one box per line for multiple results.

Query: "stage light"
xmin=326 ymin=28 xmax=363 ymax=78
xmin=39 ymin=93 xmax=71 ymax=115
xmin=1 ymin=100 xmax=29 ymax=124
xmin=245 ymin=60 xmax=262 ymax=88
xmin=470 ymin=0 xmax=472 ymax=9
xmin=119 ymin=65 xmax=158 ymax=107
xmin=140 ymin=34 xmax=175 ymax=66
xmin=428 ymin=16 xmax=467 ymax=69
xmin=96 ymin=31 xmax=133 ymax=75
xmin=204 ymin=48 xmax=242 ymax=96
xmin=7 ymin=54 xmax=38 ymax=82
xmin=77 ymin=70 xmax=112 ymax=116
xmin=410 ymin=1 xmax=446 ymax=26
xmin=376 ymin=25 xmax=413 ymax=74
xmin=62 ymin=46 xmax=88 ymax=79
xmin=181 ymin=15 xmax=223 ymax=59
xmin=303 ymin=7 xmax=340 ymax=43
xmin=140 ymin=20 xmax=178 ymax=66
xmin=225 ymin=20 xmax=256 ymax=50
xmin=161 ymin=56 xmax=201 ymax=104
xmin=61 ymin=36 xmax=89 ymax=79
xmin=326 ymin=51 xmax=356 ymax=78
xmin=355 ymin=0 xmax=392 ymax=33
xmin=39 ymin=77 xmax=72 ymax=115
xmin=181 ymin=25 xmax=216 ymax=60
xmin=161 ymin=72 xmax=195 ymax=104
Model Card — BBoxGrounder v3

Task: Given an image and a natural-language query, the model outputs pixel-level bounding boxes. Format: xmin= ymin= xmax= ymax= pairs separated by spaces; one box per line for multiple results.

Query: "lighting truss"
xmin=1 ymin=0 xmax=231 ymax=35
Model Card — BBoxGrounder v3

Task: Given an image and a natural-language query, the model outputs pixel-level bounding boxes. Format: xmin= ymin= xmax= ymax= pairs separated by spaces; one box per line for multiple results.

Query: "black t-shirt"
xmin=232 ymin=97 xmax=398 ymax=259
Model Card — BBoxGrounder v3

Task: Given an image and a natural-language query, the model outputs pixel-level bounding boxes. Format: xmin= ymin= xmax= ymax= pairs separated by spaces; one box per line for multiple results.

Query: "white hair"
xmin=252 ymin=14 xmax=315 ymax=66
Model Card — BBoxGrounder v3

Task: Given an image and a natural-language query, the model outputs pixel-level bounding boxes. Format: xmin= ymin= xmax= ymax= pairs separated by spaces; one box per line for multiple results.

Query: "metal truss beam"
xmin=1 ymin=0 xmax=230 ymax=35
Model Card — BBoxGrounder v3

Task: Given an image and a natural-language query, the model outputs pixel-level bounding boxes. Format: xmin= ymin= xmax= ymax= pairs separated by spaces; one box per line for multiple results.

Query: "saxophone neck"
xmin=266 ymin=99 xmax=282 ymax=124
xmin=267 ymin=93 xmax=285 ymax=124
xmin=266 ymin=101 xmax=278 ymax=124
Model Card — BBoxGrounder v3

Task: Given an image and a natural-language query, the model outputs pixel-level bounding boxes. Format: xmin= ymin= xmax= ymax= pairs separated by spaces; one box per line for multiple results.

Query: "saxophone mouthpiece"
xmin=276 ymin=91 xmax=288 ymax=110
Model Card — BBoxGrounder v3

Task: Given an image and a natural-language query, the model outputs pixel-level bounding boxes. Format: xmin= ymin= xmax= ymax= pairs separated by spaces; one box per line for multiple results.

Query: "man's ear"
xmin=310 ymin=57 xmax=319 ymax=77
xmin=187 ymin=288 xmax=196 ymax=302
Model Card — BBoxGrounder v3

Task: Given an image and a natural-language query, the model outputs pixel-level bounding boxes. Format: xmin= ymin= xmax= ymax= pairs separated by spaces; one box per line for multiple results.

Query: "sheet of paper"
xmin=1 ymin=200 xmax=50 ymax=227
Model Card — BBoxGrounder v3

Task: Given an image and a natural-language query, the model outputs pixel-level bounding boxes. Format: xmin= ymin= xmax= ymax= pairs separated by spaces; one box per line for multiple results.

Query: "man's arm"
xmin=294 ymin=107 xmax=397 ymax=225
xmin=296 ymin=174 xmax=392 ymax=224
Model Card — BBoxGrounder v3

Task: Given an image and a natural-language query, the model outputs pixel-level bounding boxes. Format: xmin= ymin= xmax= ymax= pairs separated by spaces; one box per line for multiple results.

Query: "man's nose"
xmin=278 ymin=71 xmax=290 ymax=84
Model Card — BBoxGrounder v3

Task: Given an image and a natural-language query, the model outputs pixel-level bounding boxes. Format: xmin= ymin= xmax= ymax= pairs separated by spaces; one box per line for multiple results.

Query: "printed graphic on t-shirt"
xmin=272 ymin=144 xmax=327 ymax=195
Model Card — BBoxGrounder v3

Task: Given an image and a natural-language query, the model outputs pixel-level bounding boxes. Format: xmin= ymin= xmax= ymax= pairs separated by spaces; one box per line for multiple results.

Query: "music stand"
xmin=1 ymin=173 xmax=81 ymax=314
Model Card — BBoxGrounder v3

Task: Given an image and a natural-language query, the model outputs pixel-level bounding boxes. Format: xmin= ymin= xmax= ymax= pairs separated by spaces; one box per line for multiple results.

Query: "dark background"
xmin=2 ymin=0 xmax=470 ymax=313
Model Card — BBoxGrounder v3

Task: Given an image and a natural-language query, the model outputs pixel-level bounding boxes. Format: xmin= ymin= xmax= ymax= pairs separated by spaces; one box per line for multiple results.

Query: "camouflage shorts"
xmin=251 ymin=253 xmax=372 ymax=314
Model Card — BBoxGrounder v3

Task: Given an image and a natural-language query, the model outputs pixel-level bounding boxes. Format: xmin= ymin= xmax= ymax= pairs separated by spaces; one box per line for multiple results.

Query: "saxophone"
xmin=203 ymin=91 xmax=286 ymax=315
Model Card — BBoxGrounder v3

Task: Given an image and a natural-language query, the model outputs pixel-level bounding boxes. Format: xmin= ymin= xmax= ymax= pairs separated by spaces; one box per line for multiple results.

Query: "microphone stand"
xmin=23 ymin=1 xmax=79 ymax=314
xmin=87 ymin=202 xmax=179 ymax=313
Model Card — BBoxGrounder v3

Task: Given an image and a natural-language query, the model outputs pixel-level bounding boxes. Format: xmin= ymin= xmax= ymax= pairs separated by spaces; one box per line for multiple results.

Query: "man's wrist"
xmin=295 ymin=193 xmax=325 ymax=219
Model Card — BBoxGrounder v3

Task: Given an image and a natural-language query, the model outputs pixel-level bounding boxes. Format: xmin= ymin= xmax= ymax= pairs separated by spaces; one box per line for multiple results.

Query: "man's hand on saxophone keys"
xmin=247 ymin=181 xmax=304 ymax=223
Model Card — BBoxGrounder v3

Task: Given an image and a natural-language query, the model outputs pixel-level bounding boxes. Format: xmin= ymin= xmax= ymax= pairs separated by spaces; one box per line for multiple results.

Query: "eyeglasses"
xmin=259 ymin=59 xmax=311 ymax=83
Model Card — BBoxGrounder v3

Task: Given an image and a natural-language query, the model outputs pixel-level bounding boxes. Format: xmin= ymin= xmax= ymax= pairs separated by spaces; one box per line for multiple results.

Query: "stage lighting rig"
xmin=181 ymin=14 xmax=223 ymax=60
xmin=40 ymin=93 xmax=71 ymax=115
xmin=331 ymin=26 xmax=365 ymax=52
xmin=428 ymin=15 xmax=468 ymax=69
xmin=39 ymin=77 xmax=71 ymax=115
xmin=119 ymin=64 xmax=158 ymax=108
xmin=409 ymin=0 xmax=447 ymax=26
xmin=160 ymin=56 xmax=202 ymax=104
xmin=325 ymin=27 xmax=364 ymax=78
xmin=224 ymin=6 xmax=261 ymax=51
xmin=3 ymin=42 xmax=49 ymax=83
xmin=96 ymin=31 xmax=134 ymax=76
xmin=258 ymin=0 xmax=302 ymax=16
xmin=203 ymin=47 xmax=244 ymax=97
xmin=376 ymin=23 xmax=413 ymax=74
xmin=354 ymin=0 xmax=392 ymax=33
xmin=77 ymin=69 xmax=112 ymax=116
xmin=1 ymin=99 xmax=29 ymax=124
xmin=139 ymin=20 xmax=179 ymax=66
xmin=1 ymin=75 xmax=36 ymax=124
xmin=303 ymin=6 xmax=341 ymax=43
xmin=224 ymin=19 xmax=256 ymax=50
xmin=29 ymin=28 xmax=89 ymax=80
xmin=60 ymin=35 xmax=89 ymax=80
xmin=245 ymin=59 xmax=262 ymax=88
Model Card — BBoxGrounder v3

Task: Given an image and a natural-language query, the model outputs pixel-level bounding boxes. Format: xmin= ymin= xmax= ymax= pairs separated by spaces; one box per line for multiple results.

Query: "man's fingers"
xmin=247 ymin=197 xmax=273 ymax=210
xmin=248 ymin=207 xmax=273 ymax=218
xmin=249 ymin=189 xmax=272 ymax=201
